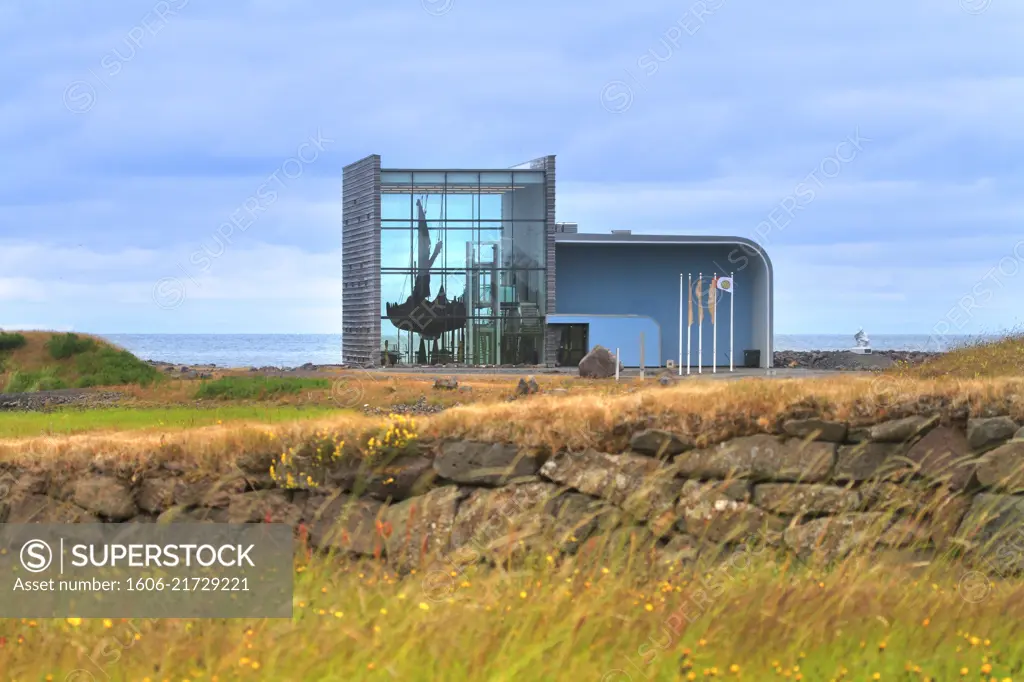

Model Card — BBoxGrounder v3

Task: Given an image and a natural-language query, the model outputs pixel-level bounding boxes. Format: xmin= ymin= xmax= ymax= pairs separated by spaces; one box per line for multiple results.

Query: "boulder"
xmin=967 ymin=416 xmax=1018 ymax=452
xmin=868 ymin=415 xmax=938 ymax=443
xmin=954 ymin=494 xmax=1024 ymax=574
xmin=578 ymin=346 xmax=620 ymax=379
xmin=975 ymin=439 xmax=1024 ymax=492
xmin=753 ymin=483 xmax=861 ymax=516
xmin=674 ymin=435 xmax=834 ymax=483
xmin=629 ymin=429 xmax=694 ymax=458
xmin=136 ymin=478 xmax=182 ymax=514
xmin=903 ymin=426 xmax=976 ymax=490
xmin=174 ymin=476 xmax=249 ymax=508
xmin=226 ymin=490 xmax=303 ymax=525
xmin=577 ymin=525 xmax=659 ymax=564
xmin=515 ymin=376 xmax=540 ymax=396
xmin=306 ymin=493 xmax=386 ymax=557
xmin=657 ymin=371 xmax=677 ymax=387
xmin=72 ymin=476 xmax=138 ymax=521
xmin=450 ymin=482 xmax=561 ymax=563
xmin=783 ymin=513 xmax=901 ymax=563
xmin=382 ymin=486 xmax=462 ymax=571
xmin=0 ymin=493 xmax=97 ymax=523
xmin=782 ymin=418 xmax=848 ymax=443
xmin=676 ymin=480 xmax=786 ymax=544
xmin=539 ymin=449 xmax=679 ymax=522
xmin=433 ymin=377 xmax=458 ymax=390
xmin=833 ymin=443 xmax=904 ymax=482
xmin=433 ymin=441 xmax=540 ymax=486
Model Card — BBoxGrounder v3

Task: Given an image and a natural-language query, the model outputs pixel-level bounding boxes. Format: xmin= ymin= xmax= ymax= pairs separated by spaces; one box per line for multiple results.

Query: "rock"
xmin=657 ymin=371 xmax=677 ymax=387
xmin=954 ymin=494 xmax=1024 ymax=574
xmin=544 ymin=492 xmax=610 ymax=553
xmin=655 ymin=534 xmax=702 ymax=566
xmin=578 ymin=345 xmax=619 ymax=379
xmin=674 ymin=435 xmax=834 ymax=483
xmin=629 ymin=429 xmax=694 ymax=458
xmin=136 ymin=478 xmax=182 ymax=514
xmin=155 ymin=505 xmax=228 ymax=523
xmin=306 ymin=493 xmax=386 ymax=557
xmin=382 ymin=486 xmax=462 ymax=571
xmin=0 ymin=493 xmax=98 ymax=523
xmin=783 ymin=513 xmax=898 ymax=563
xmin=515 ymin=376 xmax=540 ymax=396
xmin=433 ymin=441 xmax=541 ymax=486
xmin=967 ymin=416 xmax=1018 ymax=452
xmin=226 ymin=490 xmax=303 ymax=525
xmin=354 ymin=454 xmax=436 ymax=502
xmin=1015 ymin=426 xmax=1024 ymax=440
xmin=458 ymin=385 xmax=473 ymax=392
xmin=753 ymin=483 xmax=861 ymax=516
xmin=975 ymin=440 xmax=1024 ymax=493
xmin=450 ymin=482 xmax=561 ymax=562
xmin=782 ymin=418 xmax=848 ymax=443
xmin=72 ymin=476 xmax=138 ymax=521
xmin=868 ymin=415 xmax=939 ymax=443
xmin=834 ymin=443 xmax=904 ymax=482
xmin=903 ymin=426 xmax=976 ymax=490
xmin=577 ymin=525 xmax=659 ymax=564
xmin=175 ymin=477 xmax=249 ymax=508
xmin=539 ymin=449 xmax=679 ymax=522
xmin=676 ymin=481 xmax=786 ymax=544
xmin=433 ymin=377 xmax=458 ymax=390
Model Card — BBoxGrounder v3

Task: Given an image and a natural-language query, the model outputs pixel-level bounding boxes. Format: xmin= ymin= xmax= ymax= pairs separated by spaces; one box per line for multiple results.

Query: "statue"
xmin=850 ymin=328 xmax=872 ymax=355
xmin=385 ymin=198 xmax=467 ymax=342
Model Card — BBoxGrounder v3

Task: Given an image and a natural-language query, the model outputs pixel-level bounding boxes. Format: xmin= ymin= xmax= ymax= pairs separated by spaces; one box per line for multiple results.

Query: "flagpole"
xmin=712 ymin=272 xmax=717 ymax=374
xmin=686 ymin=273 xmax=692 ymax=375
xmin=697 ymin=272 xmax=702 ymax=374
xmin=678 ymin=273 xmax=683 ymax=376
xmin=729 ymin=271 xmax=735 ymax=372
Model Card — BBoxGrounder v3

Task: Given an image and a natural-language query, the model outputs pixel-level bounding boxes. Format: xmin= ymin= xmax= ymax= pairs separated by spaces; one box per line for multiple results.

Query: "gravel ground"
xmin=0 ymin=390 xmax=124 ymax=412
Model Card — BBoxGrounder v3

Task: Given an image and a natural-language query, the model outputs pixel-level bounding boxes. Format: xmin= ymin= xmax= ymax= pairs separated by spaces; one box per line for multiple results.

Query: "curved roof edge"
xmin=553 ymin=233 xmax=773 ymax=278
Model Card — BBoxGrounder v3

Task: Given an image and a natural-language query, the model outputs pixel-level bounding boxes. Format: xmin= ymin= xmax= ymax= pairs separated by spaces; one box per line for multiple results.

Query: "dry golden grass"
xmin=3 ymin=373 xmax=1021 ymax=473
xmin=898 ymin=332 xmax=1024 ymax=379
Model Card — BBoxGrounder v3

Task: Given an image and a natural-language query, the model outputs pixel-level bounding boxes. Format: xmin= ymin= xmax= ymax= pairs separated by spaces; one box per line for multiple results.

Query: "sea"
xmin=99 ymin=333 xmax=994 ymax=369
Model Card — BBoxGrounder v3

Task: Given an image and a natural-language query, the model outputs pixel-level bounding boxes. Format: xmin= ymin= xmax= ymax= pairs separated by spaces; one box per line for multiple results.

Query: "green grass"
xmin=0 ymin=547 xmax=1020 ymax=680
xmin=4 ymin=367 xmax=68 ymax=392
xmin=73 ymin=346 xmax=162 ymax=388
xmin=0 ymin=331 xmax=26 ymax=351
xmin=0 ymin=404 xmax=344 ymax=438
xmin=44 ymin=332 xmax=96 ymax=359
xmin=194 ymin=376 xmax=331 ymax=400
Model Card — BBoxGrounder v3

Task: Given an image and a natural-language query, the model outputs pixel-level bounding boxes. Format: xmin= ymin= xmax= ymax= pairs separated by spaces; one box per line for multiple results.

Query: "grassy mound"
xmin=898 ymin=332 xmax=1024 ymax=379
xmin=0 ymin=331 xmax=161 ymax=393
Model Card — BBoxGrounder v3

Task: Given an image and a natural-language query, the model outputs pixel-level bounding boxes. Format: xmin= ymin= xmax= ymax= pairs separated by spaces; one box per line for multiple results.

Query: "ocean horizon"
xmin=95 ymin=333 xmax=996 ymax=369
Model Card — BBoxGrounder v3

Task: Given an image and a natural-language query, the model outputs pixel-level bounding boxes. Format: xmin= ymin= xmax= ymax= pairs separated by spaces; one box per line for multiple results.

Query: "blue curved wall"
xmin=554 ymin=242 xmax=758 ymax=367
xmin=547 ymin=314 xmax=660 ymax=367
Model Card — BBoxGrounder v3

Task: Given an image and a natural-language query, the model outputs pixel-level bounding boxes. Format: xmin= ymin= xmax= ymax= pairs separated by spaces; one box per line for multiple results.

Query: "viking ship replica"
xmin=385 ymin=198 xmax=467 ymax=363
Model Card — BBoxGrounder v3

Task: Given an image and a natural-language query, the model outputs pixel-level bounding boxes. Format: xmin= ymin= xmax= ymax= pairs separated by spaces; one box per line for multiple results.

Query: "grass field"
xmin=0 ymin=404 xmax=345 ymax=438
xmin=0 ymin=547 xmax=1020 ymax=681
xmin=2 ymin=334 xmax=1024 ymax=680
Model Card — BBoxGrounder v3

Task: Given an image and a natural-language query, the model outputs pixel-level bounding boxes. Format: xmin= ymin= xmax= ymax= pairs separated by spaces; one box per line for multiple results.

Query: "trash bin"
xmin=743 ymin=350 xmax=760 ymax=368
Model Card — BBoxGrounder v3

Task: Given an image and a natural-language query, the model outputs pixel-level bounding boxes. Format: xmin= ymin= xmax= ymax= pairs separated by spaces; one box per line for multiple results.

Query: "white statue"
xmin=850 ymin=328 xmax=872 ymax=354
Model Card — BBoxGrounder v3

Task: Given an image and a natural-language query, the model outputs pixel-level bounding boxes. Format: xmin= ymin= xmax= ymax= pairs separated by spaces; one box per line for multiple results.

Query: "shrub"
xmin=45 ymin=333 xmax=96 ymax=360
xmin=4 ymin=367 xmax=68 ymax=393
xmin=195 ymin=376 xmax=330 ymax=400
xmin=0 ymin=332 xmax=26 ymax=351
xmin=74 ymin=347 xmax=162 ymax=387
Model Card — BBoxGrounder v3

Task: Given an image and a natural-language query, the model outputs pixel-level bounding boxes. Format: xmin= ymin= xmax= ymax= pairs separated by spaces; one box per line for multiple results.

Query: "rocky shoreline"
xmin=772 ymin=350 xmax=942 ymax=371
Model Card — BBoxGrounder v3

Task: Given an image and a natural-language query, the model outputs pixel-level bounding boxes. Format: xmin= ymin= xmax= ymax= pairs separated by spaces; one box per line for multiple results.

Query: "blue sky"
xmin=1 ymin=0 xmax=1022 ymax=335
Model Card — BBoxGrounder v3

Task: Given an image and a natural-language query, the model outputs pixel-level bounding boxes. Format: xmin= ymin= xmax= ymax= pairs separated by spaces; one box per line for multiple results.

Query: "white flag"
xmin=716 ymin=276 xmax=734 ymax=293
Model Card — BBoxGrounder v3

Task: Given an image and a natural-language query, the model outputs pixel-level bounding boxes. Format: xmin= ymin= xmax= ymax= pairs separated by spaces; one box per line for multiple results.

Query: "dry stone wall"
xmin=3 ymin=409 xmax=1024 ymax=575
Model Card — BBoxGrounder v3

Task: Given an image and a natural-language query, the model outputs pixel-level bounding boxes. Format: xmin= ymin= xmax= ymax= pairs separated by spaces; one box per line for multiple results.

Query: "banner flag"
xmin=696 ymin=278 xmax=704 ymax=324
xmin=709 ymin=275 xmax=718 ymax=324
xmin=687 ymin=277 xmax=693 ymax=326
xmin=717 ymin=276 xmax=734 ymax=293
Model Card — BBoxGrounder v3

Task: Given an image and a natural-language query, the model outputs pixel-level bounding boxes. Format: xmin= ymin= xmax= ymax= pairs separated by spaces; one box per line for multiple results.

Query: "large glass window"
xmin=378 ymin=169 xmax=548 ymax=366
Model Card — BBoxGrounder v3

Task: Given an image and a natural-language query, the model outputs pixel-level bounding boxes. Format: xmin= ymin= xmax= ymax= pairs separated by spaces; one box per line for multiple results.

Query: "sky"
xmin=1 ymin=0 xmax=1022 ymax=336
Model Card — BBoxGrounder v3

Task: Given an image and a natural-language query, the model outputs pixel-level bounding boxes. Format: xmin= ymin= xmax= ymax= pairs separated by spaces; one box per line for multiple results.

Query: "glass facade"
xmin=379 ymin=170 xmax=547 ymax=365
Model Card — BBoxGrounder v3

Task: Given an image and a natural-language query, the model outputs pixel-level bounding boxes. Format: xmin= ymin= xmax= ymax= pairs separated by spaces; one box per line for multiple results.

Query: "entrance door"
xmin=558 ymin=324 xmax=589 ymax=366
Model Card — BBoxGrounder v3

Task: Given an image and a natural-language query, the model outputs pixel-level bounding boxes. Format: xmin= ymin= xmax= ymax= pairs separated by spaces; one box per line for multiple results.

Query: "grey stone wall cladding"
xmin=536 ymin=155 xmax=557 ymax=367
xmin=342 ymin=154 xmax=381 ymax=368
